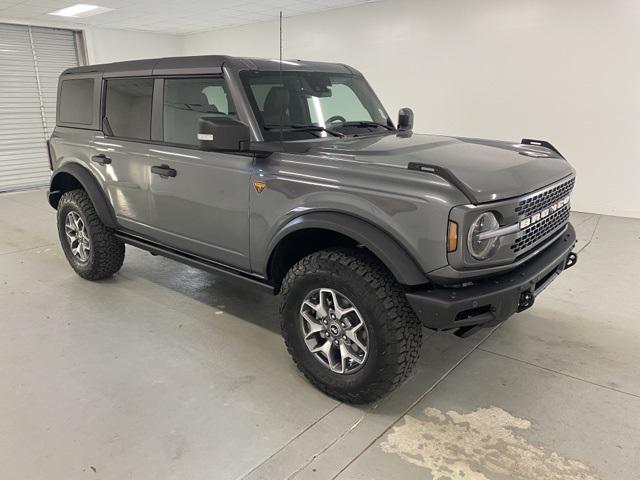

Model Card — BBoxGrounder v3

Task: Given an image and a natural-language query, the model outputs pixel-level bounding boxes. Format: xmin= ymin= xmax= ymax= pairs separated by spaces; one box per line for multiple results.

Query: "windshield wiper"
xmin=339 ymin=121 xmax=395 ymax=131
xmin=265 ymin=124 xmax=344 ymax=137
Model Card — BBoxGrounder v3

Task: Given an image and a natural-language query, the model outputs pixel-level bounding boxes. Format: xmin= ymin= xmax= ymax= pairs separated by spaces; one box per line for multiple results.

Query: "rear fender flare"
xmin=48 ymin=163 xmax=118 ymax=229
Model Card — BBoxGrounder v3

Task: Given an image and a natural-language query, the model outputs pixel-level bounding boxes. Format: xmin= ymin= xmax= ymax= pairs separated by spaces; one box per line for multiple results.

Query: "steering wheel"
xmin=325 ymin=115 xmax=346 ymax=125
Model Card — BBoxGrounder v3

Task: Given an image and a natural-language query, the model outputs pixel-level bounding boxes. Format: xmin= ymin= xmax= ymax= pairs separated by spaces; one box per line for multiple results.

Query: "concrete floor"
xmin=0 ymin=189 xmax=638 ymax=480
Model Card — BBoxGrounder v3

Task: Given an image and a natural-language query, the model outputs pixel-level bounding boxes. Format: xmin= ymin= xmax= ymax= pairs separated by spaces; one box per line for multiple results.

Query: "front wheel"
xmin=280 ymin=248 xmax=422 ymax=404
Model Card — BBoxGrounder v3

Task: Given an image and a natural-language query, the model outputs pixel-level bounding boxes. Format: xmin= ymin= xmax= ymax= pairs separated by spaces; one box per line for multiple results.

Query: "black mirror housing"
xmin=398 ymin=108 xmax=414 ymax=131
xmin=198 ymin=116 xmax=250 ymax=152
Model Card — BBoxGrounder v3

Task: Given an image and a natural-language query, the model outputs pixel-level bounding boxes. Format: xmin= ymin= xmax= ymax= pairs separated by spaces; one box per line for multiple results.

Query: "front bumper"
xmin=406 ymin=223 xmax=577 ymax=334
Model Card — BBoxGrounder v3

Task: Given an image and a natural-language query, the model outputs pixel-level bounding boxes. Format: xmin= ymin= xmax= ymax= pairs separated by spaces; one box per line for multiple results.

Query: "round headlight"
xmin=467 ymin=212 xmax=500 ymax=260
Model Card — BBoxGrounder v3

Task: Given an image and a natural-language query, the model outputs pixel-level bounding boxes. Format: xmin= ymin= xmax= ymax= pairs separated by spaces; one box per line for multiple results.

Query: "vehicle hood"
xmin=311 ymin=133 xmax=575 ymax=204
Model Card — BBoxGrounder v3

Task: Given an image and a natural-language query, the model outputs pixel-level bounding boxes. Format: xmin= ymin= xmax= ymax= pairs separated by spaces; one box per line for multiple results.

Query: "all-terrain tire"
xmin=280 ymin=247 xmax=422 ymax=404
xmin=57 ymin=189 xmax=125 ymax=280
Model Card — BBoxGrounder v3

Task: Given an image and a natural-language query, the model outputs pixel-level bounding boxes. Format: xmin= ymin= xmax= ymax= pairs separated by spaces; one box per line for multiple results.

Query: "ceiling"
xmin=0 ymin=0 xmax=379 ymax=35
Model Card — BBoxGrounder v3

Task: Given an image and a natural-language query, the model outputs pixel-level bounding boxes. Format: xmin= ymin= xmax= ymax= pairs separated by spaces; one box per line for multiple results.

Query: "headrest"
xmin=263 ymin=86 xmax=290 ymax=116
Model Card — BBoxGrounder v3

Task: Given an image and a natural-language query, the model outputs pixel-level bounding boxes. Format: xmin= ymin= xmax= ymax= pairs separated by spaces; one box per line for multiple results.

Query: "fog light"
xmin=467 ymin=212 xmax=500 ymax=260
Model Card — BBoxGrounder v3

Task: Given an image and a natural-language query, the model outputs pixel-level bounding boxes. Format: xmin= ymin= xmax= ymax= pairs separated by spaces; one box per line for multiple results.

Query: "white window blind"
xmin=0 ymin=23 xmax=81 ymax=192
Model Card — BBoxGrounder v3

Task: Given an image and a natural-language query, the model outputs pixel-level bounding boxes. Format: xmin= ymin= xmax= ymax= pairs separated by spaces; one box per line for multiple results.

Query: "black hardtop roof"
xmin=62 ymin=55 xmax=357 ymax=77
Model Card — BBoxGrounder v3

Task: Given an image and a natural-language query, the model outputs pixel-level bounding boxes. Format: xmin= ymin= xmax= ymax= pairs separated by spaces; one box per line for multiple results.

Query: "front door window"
xmin=163 ymin=77 xmax=235 ymax=147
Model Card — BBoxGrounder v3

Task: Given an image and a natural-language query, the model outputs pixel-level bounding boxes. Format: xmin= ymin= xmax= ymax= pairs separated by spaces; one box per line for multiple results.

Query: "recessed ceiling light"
xmin=48 ymin=4 xmax=113 ymax=18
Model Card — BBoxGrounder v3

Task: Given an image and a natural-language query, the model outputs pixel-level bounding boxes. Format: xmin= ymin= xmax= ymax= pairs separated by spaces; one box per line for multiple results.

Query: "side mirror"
xmin=198 ymin=116 xmax=250 ymax=152
xmin=397 ymin=108 xmax=414 ymax=131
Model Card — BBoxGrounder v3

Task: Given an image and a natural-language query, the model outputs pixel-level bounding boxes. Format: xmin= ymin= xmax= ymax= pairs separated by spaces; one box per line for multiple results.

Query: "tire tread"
xmin=280 ymin=247 xmax=422 ymax=403
xmin=57 ymin=189 xmax=124 ymax=280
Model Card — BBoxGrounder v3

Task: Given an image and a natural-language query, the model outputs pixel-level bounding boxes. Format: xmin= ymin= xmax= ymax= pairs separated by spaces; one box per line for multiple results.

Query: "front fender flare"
xmin=265 ymin=212 xmax=427 ymax=286
xmin=48 ymin=163 xmax=118 ymax=229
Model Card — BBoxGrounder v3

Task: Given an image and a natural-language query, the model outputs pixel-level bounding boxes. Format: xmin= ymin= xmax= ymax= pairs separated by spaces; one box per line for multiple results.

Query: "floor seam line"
xmin=285 ymin=410 xmax=370 ymax=480
xmin=573 ymin=214 xmax=596 ymax=227
xmin=576 ymin=214 xmax=602 ymax=254
xmin=477 ymin=347 xmax=640 ymax=399
xmin=236 ymin=402 xmax=342 ymax=480
xmin=328 ymin=325 xmax=503 ymax=480
xmin=0 ymin=243 xmax=55 ymax=256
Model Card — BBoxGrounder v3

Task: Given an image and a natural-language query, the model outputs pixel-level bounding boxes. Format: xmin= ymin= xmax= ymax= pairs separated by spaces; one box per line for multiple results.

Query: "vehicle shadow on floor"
xmin=122 ymin=249 xmax=282 ymax=333
xmin=122 ymin=249 xmax=494 ymax=391
xmin=104 ymin=249 xmax=505 ymax=478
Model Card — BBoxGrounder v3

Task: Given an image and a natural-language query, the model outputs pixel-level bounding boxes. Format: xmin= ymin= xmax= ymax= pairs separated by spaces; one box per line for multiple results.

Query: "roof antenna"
xmin=278 ymin=10 xmax=284 ymax=147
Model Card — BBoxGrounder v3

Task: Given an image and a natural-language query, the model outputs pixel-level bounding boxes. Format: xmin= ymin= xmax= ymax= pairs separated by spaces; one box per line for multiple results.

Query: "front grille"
xmin=515 ymin=177 xmax=575 ymax=218
xmin=511 ymin=205 xmax=570 ymax=253
xmin=511 ymin=176 xmax=575 ymax=255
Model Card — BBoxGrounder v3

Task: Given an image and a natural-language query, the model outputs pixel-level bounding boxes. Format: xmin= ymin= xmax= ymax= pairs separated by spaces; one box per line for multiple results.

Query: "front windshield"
xmin=240 ymin=71 xmax=394 ymax=141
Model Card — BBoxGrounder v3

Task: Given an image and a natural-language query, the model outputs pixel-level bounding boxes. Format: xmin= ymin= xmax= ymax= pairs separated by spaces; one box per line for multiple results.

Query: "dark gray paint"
xmin=49 ymin=55 xmax=576 ymax=286
xmin=262 ymin=211 xmax=428 ymax=285
xmin=48 ymin=160 xmax=117 ymax=228
xmin=248 ymin=149 xmax=467 ymax=278
xmin=314 ymin=134 xmax=574 ymax=204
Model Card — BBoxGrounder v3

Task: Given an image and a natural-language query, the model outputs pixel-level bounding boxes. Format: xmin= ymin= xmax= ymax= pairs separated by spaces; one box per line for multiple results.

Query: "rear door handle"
xmin=91 ymin=154 xmax=111 ymax=165
xmin=151 ymin=164 xmax=177 ymax=178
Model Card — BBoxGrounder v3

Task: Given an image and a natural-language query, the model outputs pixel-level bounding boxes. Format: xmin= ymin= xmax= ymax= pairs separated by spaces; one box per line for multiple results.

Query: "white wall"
xmin=182 ymin=0 xmax=640 ymax=218
xmin=0 ymin=18 xmax=182 ymax=65
xmin=84 ymin=27 xmax=181 ymax=64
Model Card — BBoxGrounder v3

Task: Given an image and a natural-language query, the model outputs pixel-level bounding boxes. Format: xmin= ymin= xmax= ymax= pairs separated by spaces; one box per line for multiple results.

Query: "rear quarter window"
xmin=58 ymin=78 xmax=94 ymax=125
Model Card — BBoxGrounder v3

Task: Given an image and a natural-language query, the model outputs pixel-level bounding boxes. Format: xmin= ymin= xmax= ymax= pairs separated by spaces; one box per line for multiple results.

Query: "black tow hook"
xmin=517 ymin=291 xmax=535 ymax=312
xmin=565 ymin=251 xmax=578 ymax=270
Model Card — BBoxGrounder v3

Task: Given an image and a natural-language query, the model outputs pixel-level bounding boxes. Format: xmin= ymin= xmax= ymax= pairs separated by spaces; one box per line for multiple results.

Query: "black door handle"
xmin=91 ymin=154 xmax=111 ymax=165
xmin=151 ymin=164 xmax=177 ymax=178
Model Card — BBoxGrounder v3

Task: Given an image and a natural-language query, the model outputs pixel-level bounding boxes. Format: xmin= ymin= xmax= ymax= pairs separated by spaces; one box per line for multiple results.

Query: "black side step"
xmin=114 ymin=232 xmax=276 ymax=293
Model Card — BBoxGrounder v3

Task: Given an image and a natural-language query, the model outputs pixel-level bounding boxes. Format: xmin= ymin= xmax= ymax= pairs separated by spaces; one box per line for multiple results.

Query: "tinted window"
xmin=59 ymin=78 xmax=94 ymax=125
xmin=104 ymin=78 xmax=153 ymax=140
xmin=164 ymin=77 xmax=234 ymax=146
xmin=307 ymin=83 xmax=372 ymax=125
xmin=241 ymin=71 xmax=392 ymax=141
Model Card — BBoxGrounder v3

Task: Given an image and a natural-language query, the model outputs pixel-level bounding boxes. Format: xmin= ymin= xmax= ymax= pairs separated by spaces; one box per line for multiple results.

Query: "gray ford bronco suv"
xmin=47 ymin=55 xmax=578 ymax=403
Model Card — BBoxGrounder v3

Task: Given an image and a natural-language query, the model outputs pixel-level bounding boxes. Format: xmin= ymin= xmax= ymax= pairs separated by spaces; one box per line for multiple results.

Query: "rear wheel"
xmin=57 ymin=189 xmax=125 ymax=280
xmin=280 ymin=247 xmax=422 ymax=403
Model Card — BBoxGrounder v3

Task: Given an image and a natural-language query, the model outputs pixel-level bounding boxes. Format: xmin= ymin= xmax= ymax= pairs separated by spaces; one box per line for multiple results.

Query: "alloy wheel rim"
xmin=64 ymin=211 xmax=91 ymax=263
xmin=299 ymin=288 xmax=369 ymax=374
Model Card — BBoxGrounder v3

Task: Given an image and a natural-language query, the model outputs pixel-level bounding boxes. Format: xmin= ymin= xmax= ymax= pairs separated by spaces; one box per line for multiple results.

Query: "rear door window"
xmin=104 ymin=78 xmax=153 ymax=140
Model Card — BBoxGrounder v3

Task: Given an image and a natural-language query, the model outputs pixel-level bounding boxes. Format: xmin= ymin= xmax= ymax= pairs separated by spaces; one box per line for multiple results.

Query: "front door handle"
xmin=91 ymin=154 xmax=111 ymax=165
xmin=151 ymin=164 xmax=177 ymax=178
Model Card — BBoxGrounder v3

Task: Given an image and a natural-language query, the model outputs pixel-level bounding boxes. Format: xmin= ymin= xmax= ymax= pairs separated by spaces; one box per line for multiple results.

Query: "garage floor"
xmin=1 ymin=189 xmax=638 ymax=480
